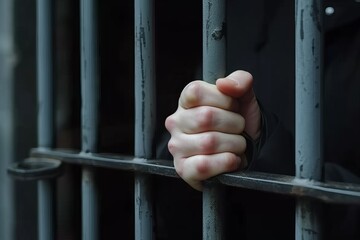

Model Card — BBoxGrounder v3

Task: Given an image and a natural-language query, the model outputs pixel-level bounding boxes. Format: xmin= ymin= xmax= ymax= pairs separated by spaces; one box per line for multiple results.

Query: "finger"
xmin=179 ymin=80 xmax=239 ymax=111
xmin=176 ymin=152 xmax=242 ymax=191
xmin=168 ymin=132 xmax=247 ymax=159
xmin=165 ymin=106 xmax=245 ymax=134
xmin=216 ymin=70 xmax=255 ymax=102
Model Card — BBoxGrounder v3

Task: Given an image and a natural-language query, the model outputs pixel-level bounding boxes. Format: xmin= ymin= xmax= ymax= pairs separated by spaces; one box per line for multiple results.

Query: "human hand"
xmin=165 ymin=70 xmax=261 ymax=191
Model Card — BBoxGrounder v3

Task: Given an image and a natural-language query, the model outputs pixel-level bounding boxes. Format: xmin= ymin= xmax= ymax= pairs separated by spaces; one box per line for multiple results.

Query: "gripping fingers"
xmin=175 ymin=153 xmax=242 ymax=191
xmin=166 ymin=106 xmax=245 ymax=134
xmin=168 ymin=132 xmax=247 ymax=160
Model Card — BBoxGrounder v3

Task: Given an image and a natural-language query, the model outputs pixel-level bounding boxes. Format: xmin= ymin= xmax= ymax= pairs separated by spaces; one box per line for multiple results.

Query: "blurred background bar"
xmin=37 ymin=0 xmax=56 ymax=239
xmin=295 ymin=0 xmax=324 ymax=239
xmin=0 ymin=0 xmax=15 ymax=239
xmin=80 ymin=0 xmax=100 ymax=239
xmin=134 ymin=0 xmax=156 ymax=239
xmin=202 ymin=0 xmax=227 ymax=239
xmin=37 ymin=0 xmax=54 ymax=149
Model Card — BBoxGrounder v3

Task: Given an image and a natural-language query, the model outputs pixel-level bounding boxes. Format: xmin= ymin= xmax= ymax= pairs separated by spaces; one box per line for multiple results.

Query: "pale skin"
xmin=165 ymin=70 xmax=262 ymax=191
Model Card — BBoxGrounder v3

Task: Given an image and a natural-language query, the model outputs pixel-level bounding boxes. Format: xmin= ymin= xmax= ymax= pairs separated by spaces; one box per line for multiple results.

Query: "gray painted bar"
xmin=38 ymin=180 xmax=55 ymax=240
xmin=30 ymin=148 xmax=360 ymax=205
xmin=134 ymin=0 xmax=156 ymax=239
xmin=82 ymin=166 xmax=99 ymax=240
xmin=37 ymin=0 xmax=54 ymax=149
xmin=202 ymin=1 xmax=226 ymax=239
xmin=203 ymin=0 xmax=226 ymax=82
xmin=36 ymin=1 xmax=55 ymax=239
xmin=80 ymin=0 xmax=100 ymax=239
xmin=295 ymin=0 xmax=323 ymax=239
xmin=0 ymin=0 xmax=15 ymax=239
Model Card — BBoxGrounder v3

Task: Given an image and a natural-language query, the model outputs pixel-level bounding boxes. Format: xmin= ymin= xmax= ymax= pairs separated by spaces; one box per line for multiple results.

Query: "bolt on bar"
xmin=295 ymin=0 xmax=324 ymax=239
xmin=134 ymin=0 xmax=156 ymax=239
xmin=202 ymin=1 xmax=226 ymax=239
xmin=80 ymin=0 xmax=100 ymax=239
xmin=36 ymin=1 xmax=55 ymax=239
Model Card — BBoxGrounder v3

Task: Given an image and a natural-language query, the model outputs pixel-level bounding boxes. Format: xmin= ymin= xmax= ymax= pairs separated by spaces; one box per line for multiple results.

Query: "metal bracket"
xmin=7 ymin=157 xmax=63 ymax=181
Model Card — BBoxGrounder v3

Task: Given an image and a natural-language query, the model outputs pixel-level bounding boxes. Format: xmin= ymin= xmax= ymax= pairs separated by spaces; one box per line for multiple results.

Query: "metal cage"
xmin=2 ymin=0 xmax=360 ymax=239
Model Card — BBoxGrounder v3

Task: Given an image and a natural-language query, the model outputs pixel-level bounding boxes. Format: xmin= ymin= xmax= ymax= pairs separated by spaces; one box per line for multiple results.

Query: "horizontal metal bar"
xmin=31 ymin=148 xmax=176 ymax=177
xmin=29 ymin=148 xmax=360 ymax=205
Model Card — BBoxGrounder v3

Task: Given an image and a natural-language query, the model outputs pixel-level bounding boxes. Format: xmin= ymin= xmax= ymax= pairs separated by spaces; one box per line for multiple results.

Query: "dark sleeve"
xmin=155 ymin=130 xmax=172 ymax=160
xmin=246 ymin=103 xmax=295 ymax=176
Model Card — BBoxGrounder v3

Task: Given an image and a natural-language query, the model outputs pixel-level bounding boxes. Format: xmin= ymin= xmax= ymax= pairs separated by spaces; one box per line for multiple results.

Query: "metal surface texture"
xmin=295 ymin=0 xmax=323 ymax=182
xmin=38 ymin=180 xmax=55 ymax=240
xmin=28 ymin=148 xmax=360 ymax=205
xmin=80 ymin=0 xmax=100 ymax=239
xmin=7 ymin=158 xmax=63 ymax=181
xmin=36 ymin=1 xmax=55 ymax=239
xmin=134 ymin=0 xmax=156 ymax=239
xmin=0 ymin=0 xmax=15 ymax=239
xmin=203 ymin=0 xmax=226 ymax=83
xmin=37 ymin=0 xmax=54 ymax=149
xmin=80 ymin=0 xmax=99 ymax=154
xmin=82 ymin=166 xmax=99 ymax=240
xmin=203 ymin=0 xmax=227 ymax=239
xmin=295 ymin=0 xmax=324 ymax=239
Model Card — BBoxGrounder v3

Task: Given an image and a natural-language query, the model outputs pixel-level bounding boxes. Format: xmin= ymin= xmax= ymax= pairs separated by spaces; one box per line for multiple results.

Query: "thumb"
xmin=216 ymin=70 xmax=254 ymax=101
xmin=216 ymin=70 xmax=261 ymax=140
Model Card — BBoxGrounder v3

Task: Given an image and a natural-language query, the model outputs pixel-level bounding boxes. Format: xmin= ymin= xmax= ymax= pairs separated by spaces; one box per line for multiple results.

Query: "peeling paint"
xmin=310 ymin=0 xmax=322 ymax=33
xmin=312 ymin=38 xmax=315 ymax=56
xmin=300 ymin=9 xmax=304 ymax=40
xmin=211 ymin=22 xmax=226 ymax=40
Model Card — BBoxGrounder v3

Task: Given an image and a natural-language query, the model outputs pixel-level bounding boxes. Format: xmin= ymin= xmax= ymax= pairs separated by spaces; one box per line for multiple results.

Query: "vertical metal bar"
xmin=82 ymin=166 xmax=99 ymax=240
xmin=202 ymin=1 xmax=226 ymax=239
xmin=37 ymin=0 xmax=54 ymax=149
xmin=80 ymin=0 xmax=100 ymax=239
xmin=203 ymin=0 xmax=226 ymax=83
xmin=37 ymin=1 xmax=55 ymax=240
xmin=38 ymin=180 xmax=55 ymax=240
xmin=0 ymin=0 xmax=15 ymax=239
xmin=295 ymin=0 xmax=324 ymax=239
xmin=134 ymin=0 xmax=155 ymax=239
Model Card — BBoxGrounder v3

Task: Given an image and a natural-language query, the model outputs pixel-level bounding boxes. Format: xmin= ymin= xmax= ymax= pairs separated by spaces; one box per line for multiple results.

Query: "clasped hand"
xmin=165 ymin=70 xmax=261 ymax=191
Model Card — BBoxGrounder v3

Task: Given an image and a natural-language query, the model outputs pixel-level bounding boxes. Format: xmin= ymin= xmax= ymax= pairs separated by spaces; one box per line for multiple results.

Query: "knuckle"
xmin=165 ymin=115 xmax=176 ymax=131
xmin=167 ymin=138 xmax=178 ymax=155
xmin=196 ymin=107 xmax=214 ymax=130
xmin=195 ymin=156 xmax=210 ymax=175
xmin=182 ymin=81 xmax=203 ymax=107
xmin=199 ymin=133 xmax=217 ymax=154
